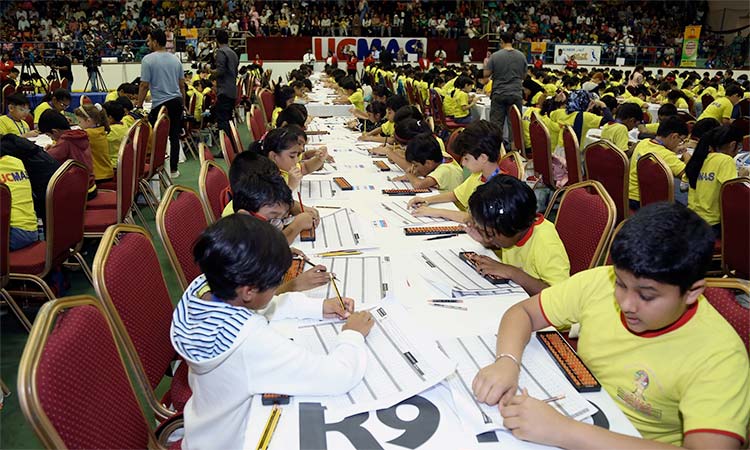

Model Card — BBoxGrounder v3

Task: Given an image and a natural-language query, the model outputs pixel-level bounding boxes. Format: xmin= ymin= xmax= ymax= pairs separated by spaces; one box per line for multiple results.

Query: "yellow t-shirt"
xmin=85 ymin=127 xmax=114 ymax=181
xmin=221 ymin=200 xmax=234 ymax=218
xmin=697 ymin=97 xmax=733 ymax=122
xmin=33 ymin=101 xmax=52 ymax=125
xmin=122 ymin=114 xmax=136 ymax=129
xmin=453 ymin=171 xmax=483 ymax=208
xmin=443 ymin=76 xmax=458 ymax=92
xmin=642 ymin=122 xmax=660 ymax=134
xmin=539 ymin=266 xmax=750 ymax=446
xmin=427 ymin=157 xmax=464 ymax=191
xmin=348 ymin=89 xmax=365 ymax=112
xmin=271 ymin=107 xmax=282 ymax=128
xmin=687 ymin=152 xmax=738 ymax=225
xmin=0 ymin=156 xmax=37 ymax=231
xmin=380 ymin=120 xmax=395 ymax=137
xmin=498 ymin=214 xmax=570 ymax=286
xmin=521 ymin=106 xmax=539 ymax=150
xmin=0 ymin=115 xmax=30 ymax=136
xmin=557 ymin=111 xmax=602 ymax=150
xmin=441 ymin=89 xmax=460 ymax=117
xmin=600 ymin=122 xmax=630 ymax=151
xmin=107 ymin=123 xmax=129 ymax=166
xmin=673 ymin=97 xmax=688 ymax=110
xmin=628 ymin=139 xmax=685 ymax=202
xmin=104 ymin=90 xmax=119 ymax=102
xmin=451 ymin=90 xmax=470 ymax=119
xmin=623 ymin=96 xmax=646 ymax=107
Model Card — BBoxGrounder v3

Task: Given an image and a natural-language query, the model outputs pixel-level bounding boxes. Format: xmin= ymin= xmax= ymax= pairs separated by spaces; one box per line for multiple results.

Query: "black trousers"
xmin=215 ymin=94 xmax=235 ymax=137
xmin=148 ymin=97 xmax=183 ymax=172
xmin=489 ymin=93 xmax=523 ymax=144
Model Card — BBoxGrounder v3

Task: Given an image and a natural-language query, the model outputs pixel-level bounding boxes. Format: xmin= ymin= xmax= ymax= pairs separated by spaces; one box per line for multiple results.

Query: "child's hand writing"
xmin=292 ymin=266 xmax=332 ymax=291
xmin=323 ymin=296 xmax=355 ymax=319
xmin=472 ymin=356 xmax=520 ymax=406
xmin=407 ymin=196 xmax=429 ymax=209
xmin=501 ymin=388 xmax=570 ymax=446
xmin=472 ymin=255 xmax=518 ymax=280
xmin=342 ymin=311 xmax=374 ymax=336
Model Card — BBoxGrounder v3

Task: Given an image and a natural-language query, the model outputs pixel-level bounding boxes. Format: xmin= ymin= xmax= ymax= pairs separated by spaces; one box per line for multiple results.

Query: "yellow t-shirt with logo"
xmin=122 ymin=114 xmax=136 ymax=129
xmin=427 ymin=157 xmax=463 ymax=191
xmin=498 ymin=214 xmax=570 ymax=286
xmin=600 ymin=122 xmax=630 ymax=151
xmin=442 ymin=89 xmax=460 ymax=118
xmin=33 ymin=101 xmax=52 ymax=125
xmin=453 ymin=171 xmax=483 ymax=208
xmin=85 ymin=127 xmax=115 ymax=181
xmin=106 ymin=123 xmax=129 ymax=166
xmin=348 ymin=89 xmax=365 ymax=112
xmin=380 ymin=120 xmax=395 ymax=137
xmin=628 ymin=139 xmax=685 ymax=202
xmin=687 ymin=152 xmax=738 ymax=225
xmin=539 ymin=266 xmax=750 ymax=446
xmin=452 ymin=90 xmax=470 ymax=119
xmin=697 ymin=97 xmax=733 ymax=122
xmin=0 ymin=156 xmax=37 ymax=231
xmin=556 ymin=111 xmax=602 ymax=151
xmin=0 ymin=115 xmax=30 ymax=136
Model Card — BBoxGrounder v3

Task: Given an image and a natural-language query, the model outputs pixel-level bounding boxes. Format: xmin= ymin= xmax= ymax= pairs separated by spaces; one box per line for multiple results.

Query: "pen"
xmin=297 ymin=192 xmax=305 ymax=212
xmin=542 ymin=394 xmax=566 ymax=403
xmin=425 ymin=234 xmax=459 ymax=241
xmin=315 ymin=205 xmax=341 ymax=209
xmin=428 ymin=299 xmax=464 ymax=303
xmin=329 ymin=273 xmax=347 ymax=312
xmin=255 ymin=404 xmax=282 ymax=450
xmin=429 ymin=303 xmax=468 ymax=311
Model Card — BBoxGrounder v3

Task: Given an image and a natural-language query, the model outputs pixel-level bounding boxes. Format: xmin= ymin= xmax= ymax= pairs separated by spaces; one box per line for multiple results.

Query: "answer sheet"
xmin=307 ymin=255 xmax=392 ymax=306
xmin=293 ymin=208 xmax=373 ymax=253
xmin=375 ymin=199 xmax=455 ymax=226
xmin=294 ymin=303 xmax=455 ymax=421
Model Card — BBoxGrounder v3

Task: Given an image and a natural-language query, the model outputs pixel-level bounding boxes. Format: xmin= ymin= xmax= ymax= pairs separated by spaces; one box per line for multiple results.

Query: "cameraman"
xmin=52 ymin=48 xmax=73 ymax=89
xmin=84 ymin=44 xmax=102 ymax=92
xmin=212 ymin=29 xmax=238 ymax=137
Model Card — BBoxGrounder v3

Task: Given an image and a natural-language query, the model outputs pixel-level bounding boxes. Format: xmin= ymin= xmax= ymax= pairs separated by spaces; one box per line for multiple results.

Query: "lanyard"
xmin=7 ymin=115 xmax=27 ymax=135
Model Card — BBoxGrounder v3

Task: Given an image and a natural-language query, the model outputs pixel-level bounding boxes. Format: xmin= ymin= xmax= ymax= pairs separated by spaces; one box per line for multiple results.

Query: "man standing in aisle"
xmin=137 ymin=28 xmax=185 ymax=178
xmin=213 ymin=29 xmax=239 ymax=138
xmin=484 ymin=32 xmax=526 ymax=146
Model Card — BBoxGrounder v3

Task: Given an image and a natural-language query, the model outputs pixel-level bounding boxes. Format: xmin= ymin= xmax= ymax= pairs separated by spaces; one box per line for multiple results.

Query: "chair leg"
xmin=139 ymin=179 xmax=160 ymax=214
xmin=132 ymin=202 xmax=149 ymax=227
xmin=71 ymin=251 xmax=94 ymax=287
xmin=0 ymin=376 xmax=10 ymax=397
xmin=7 ymin=273 xmax=56 ymax=302
xmin=0 ymin=288 xmax=32 ymax=332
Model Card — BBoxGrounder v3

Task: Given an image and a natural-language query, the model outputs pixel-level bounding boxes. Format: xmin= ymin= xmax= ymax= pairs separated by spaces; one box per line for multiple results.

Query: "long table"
xmin=240 ymin=115 xmax=640 ymax=449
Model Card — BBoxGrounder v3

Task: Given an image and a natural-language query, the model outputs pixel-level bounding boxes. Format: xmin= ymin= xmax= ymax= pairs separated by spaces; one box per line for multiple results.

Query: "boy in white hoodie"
xmin=171 ymin=214 xmax=374 ymax=450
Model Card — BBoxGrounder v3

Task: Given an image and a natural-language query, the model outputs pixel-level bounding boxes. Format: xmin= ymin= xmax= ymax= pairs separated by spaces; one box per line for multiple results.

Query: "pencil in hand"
xmin=329 ymin=272 xmax=347 ymax=312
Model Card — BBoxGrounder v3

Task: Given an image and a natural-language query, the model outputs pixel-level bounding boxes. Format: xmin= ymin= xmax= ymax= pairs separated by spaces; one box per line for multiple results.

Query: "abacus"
xmin=261 ymin=393 xmax=290 ymax=405
xmin=300 ymin=228 xmax=316 ymax=242
xmin=282 ymin=258 xmax=305 ymax=284
xmin=374 ymin=160 xmax=391 ymax=171
xmin=333 ymin=177 xmax=353 ymax=190
xmin=404 ymin=225 xmax=466 ymax=236
xmin=536 ymin=330 xmax=601 ymax=392
xmin=457 ymin=251 xmax=509 ymax=284
xmin=382 ymin=188 xmax=431 ymax=195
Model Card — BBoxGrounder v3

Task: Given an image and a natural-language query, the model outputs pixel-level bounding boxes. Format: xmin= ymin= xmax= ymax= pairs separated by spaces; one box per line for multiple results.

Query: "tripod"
xmin=19 ymin=57 xmax=48 ymax=93
xmin=83 ymin=64 xmax=107 ymax=92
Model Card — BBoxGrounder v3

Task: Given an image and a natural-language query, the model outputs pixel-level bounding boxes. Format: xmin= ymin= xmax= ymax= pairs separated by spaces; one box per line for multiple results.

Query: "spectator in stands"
xmin=213 ymin=29 xmax=239 ymax=137
xmin=485 ymin=32 xmax=526 ymax=145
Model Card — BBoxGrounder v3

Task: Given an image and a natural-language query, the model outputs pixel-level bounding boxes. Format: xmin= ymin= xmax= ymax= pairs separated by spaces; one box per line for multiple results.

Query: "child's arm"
xmin=400 ymin=168 xmax=439 ymax=190
xmin=283 ymin=212 xmax=316 ymax=244
xmin=407 ymin=191 xmax=457 ymax=208
xmin=301 ymin=153 xmax=325 ymax=174
xmin=469 ymin=254 xmax=549 ymax=295
xmin=411 ymin=206 xmax=470 ymax=223
xmin=384 ymin=146 xmax=410 ymax=171
xmin=350 ymin=107 xmax=369 ymax=120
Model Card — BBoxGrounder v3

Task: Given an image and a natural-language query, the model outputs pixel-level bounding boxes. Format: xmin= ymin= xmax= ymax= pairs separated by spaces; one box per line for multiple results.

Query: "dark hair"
xmin=452 ymin=119 xmax=502 ymax=161
xmin=611 ymin=203 xmax=714 ymax=293
xmin=273 ymin=85 xmax=295 ymax=108
xmin=656 ymin=116 xmax=689 ymax=137
xmin=392 ymin=105 xmax=423 ymax=124
xmin=339 ymin=76 xmax=359 ymax=92
xmin=248 ymin=126 xmax=300 ymax=157
xmin=149 ymin=28 xmax=167 ymax=46
xmin=405 ymin=133 xmax=443 ymax=164
xmin=366 ymin=100 xmax=386 ymax=119
xmin=116 ymin=95 xmax=134 ymax=111
xmin=117 ymin=83 xmax=131 ymax=93
xmin=657 ymin=103 xmax=678 ymax=118
xmin=372 ymin=85 xmax=391 ymax=99
xmin=40 ymin=88 xmax=72 ymax=103
xmin=453 ymin=75 xmax=474 ymax=91
xmin=229 ymin=152 xmax=279 ymax=191
xmin=666 ymin=90 xmax=689 ymax=106
xmin=216 ymin=29 xmax=229 ymax=45
xmin=616 ymin=103 xmax=643 ymax=122
xmin=232 ymin=172 xmax=293 ymax=213
xmin=468 ymin=175 xmax=537 ymax=238
xmin=690 ymin=118 xmax=720 ymax=140
xmin=395 ymin=118 xmax=431 ymax=142
xmin=385 ymin=94 xmax=409 ymax=113
xmin=37 ymin=110 xmax=71 ymax=132
xmin=193 ymin=214 xmax=292 ymax=299
xmin=499 ymin=32 xmax=514 ymax=44
xmin=685 ymin=125 xmax=742 ymax=189
xmin=725 ymin=84 xmax=743 ymax=98
xmin=5 ymin=93 xmax=30 ymax=106
xmin=275 ymin=104 xmax=307 ymax=128
xmin=102 ymin=101 xmax=125 ymax=122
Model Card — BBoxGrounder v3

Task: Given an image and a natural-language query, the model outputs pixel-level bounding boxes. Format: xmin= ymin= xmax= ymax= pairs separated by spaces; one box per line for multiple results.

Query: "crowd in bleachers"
xmin=0 ymin=0 xmax=747 ymax=68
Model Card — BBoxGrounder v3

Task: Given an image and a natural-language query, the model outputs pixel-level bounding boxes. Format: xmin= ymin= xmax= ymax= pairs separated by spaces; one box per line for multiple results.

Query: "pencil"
xmin=424 ymin=234 xmax=459 ymax=241
xmin=429 ymin=303 xmax=468 ymax=311
xmin=329 ymin=273 xmax=347 ymax=312
xmin=542 ymin=394 xmax=566 ymax=403
xmin=315 ymin=205 xmax=341 ymax=209
xmin=428 ymin=299 xmax=464 ymax=303
xmin=255 ymin=405 xmax=282 ymax=450
xmin=297 ymin=192 xmax=305 ymax=212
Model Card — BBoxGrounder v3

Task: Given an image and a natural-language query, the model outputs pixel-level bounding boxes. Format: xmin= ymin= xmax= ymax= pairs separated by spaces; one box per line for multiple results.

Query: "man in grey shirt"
xmin=484 ymin=32 xmax=527 ymax=146
xmin=137 ymin=28 xmax=185 ymax=177
xmin=213 ymin=29 xmax=239 ymax=139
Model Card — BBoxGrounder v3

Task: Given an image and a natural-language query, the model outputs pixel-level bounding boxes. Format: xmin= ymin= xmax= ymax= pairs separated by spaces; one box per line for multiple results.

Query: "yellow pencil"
xmin=256 ymin=405 xmax=282 ymax=450
xmin=329 ymin=273 xmax=347 ymax=312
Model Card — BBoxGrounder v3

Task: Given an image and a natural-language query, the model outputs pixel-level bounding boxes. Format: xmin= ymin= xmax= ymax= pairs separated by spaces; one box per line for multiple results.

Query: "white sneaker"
xmin=170 ymin=170 xmax=181 ymax=179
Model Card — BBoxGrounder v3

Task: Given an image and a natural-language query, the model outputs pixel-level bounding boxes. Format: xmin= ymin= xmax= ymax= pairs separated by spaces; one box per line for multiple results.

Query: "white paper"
xmin=437 ymin=334 xmax=595 ymax=434
xmin=376 ymin=199 xmax=456 ymax=226
xmin=294 ymin=303 xmax=456 ymax=421
xmin=300 ymin=178 xmax=337 ymax=200
xmin=307 ymin=255 xmax=392 ymax=306
xmin=293 ymin=208 xmax=373 ymax=252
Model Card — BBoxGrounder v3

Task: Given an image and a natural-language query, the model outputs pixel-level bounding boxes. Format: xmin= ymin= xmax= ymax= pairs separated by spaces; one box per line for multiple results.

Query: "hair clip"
xmin=94 ymin=103 xmax=103 ymax=111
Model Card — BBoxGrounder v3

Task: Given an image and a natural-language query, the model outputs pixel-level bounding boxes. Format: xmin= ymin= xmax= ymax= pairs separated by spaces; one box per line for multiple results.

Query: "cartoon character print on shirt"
xmin=617 ymin=369 xmax=663 ymax=420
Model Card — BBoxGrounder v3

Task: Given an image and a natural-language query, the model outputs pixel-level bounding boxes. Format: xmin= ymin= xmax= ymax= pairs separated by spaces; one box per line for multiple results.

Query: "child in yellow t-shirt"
xmin=464 ymin=175 xmax=570 ymax=295
xmin=392 ymin=133 xmax=464 ymax=192
xmin=1 ymin=155 xmax=38 ymax=250
xmin=0 ymin=94 xmax=39 ymax=138
xmin=600 ymin=102 xmax=642 ymax=152
xmin=102 ymin=101 xmax=129 ymax=167
xmin=444 ymin=75 xmax=478 ymax=124
xmin=75 ymin=104 xmax=114 ymax=183
xmin=471 ymin=203 xmax=749 ymax=449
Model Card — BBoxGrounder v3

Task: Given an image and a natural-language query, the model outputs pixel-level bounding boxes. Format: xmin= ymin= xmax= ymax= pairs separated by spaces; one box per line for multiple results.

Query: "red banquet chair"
xmin=720 ymin=177 xmax=750 ymax=279
xmin=219 ymin=130 xmax=238 ymax=166
xmin=258 ymin=88 xmax=275 ymax=126
xmin=703 ymin=278 xmax=750 ymax=354
xmin=156 ymin=185 xmax=211 ymax=291
xmin=93 ymin=224 xmax=192 ymax=418
xmin=0 ymin=183 xmax=32 ymax=331
xmin=583 ymin=140 xmax=630 ymax=223
xmin=229 ymin=119 xmax=244 ymax=153
xmin=636 ymin=152 xmax=674 ymax=207
xmin=445 ymin=127 xmax=464 ymax=161
xmin=529 ymin=111 xmax=555 ymax=189
xmin=508 ymin=104 xmax=525 ymax=153
xmin=429 ymin=89 xmax=462 ymax=132
xmin=198 ymin=142 xmax=214 ymax=165
xmin=17 ymin=295 xmax=182 ymax=449
xmin=498 ymin=151 xmax=525 ymax=180
xmin=561 ymin=125 xmax=581 ymax=185
xmin=249 ymin=104 xmax=266 ymax=141
xmin=198 ymin=160 xmax=230 ymax=223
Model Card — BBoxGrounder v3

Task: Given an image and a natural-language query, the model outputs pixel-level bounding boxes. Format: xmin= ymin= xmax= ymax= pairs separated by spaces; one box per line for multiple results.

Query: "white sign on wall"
xmin=554 ymin=44 xmax=602 ymax=66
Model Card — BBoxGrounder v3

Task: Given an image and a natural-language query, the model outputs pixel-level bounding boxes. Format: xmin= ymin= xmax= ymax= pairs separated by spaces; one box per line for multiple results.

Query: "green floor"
xmin=0 ymin=128 xmax=241 ymax=448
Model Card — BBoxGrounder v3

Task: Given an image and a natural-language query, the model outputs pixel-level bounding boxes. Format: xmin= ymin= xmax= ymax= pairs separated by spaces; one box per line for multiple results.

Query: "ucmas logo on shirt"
xmin=616 ymin=369 xmax=663 ymax=420
xmin=0 ymin=170 xmax=29 ymax=183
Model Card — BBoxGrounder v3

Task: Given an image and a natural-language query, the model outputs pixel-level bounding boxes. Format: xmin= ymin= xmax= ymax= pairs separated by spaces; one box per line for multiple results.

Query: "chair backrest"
xmin=561 ymin=125 xmax=581 ymax=185
xmin=250 ymin=104 xmax=266 ymax=140
xmin=733 ymin=117 xmax=750 ymax=137
xmin=219 ymin=130 xmax=237 ymax=166
xmin=738 ymin=98 xmax=749 ymax=117
xmin=229 ymin=120 xmax=243 ymax=154
xmin=445 ymin=127 xmax=464 ymax=161
xmin=48 ymin=80 xmax=61 ymax=94
xmin=114 ymin=129 xmax=138 ymax=223
xmin=92 ymin=224 xmax=176 ymax=417
xmin=148 ymin=108 xmax=170 ymax=176
xmin=508 ymin=104 xmax=524 ymax=152
xmin=415 ymin=86 xmax=428 ymax=116
xmin=703 ymin=278 xmax=750 ymax=354
xmin=258 ymin=89 xmax=275 ymax=125
xmin=583 ymin=140 xmax=629 ymax=223
xmin=198 ymin=142 xmax=214 ymax=165
xmin=133 ymin=119 xmax=151 ymax=180
xmin=529 ymin=111 xmax=554 ymax=188
xmin=199 ymin=160 xmax=230 ymax=223
xmin=0 ymin=183 xmax=10 ymax=288
xmin=80 ymin=94 xmax=91 ymax=107
xmin=701 ymin=94 xmax=714 ymax=111
xmin=720 ymin=177 xmax=750 ymax=279
xmin=60 ymin=78 xmax=68 ymax=90
xmin=429 ymin=89 xmax=449 ymax=128
xmin=553 ymin=180 xmax=616 ymax=274
xmin=17 ymin=296 xmax=158 ymax=449
xmin=744 ymin=135 xmax=749 ymax=152
xmin=2 ymin=84 xmax=15 ymax=112
xmin=498 ymin=151 xmax=524 ymax=180
xmin=46 ymin=160 xmax=89 ymax=270
xmin=156 ymin=185 xmax=210 ymax=291
xmin=602 ymin=219 xmax=626 ymax=266
xmin=636 ymin=152 xmax=674 ymax=207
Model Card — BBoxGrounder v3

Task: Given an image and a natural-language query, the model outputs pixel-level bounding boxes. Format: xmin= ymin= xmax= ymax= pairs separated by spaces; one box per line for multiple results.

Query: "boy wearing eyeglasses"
xmin=0 ymin=93 xmax=38 ymax=138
